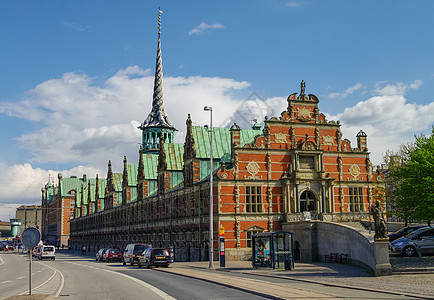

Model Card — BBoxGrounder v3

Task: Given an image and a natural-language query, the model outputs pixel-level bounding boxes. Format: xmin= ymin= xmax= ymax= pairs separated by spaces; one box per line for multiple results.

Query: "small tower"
xmin=357 ymin=130 xmax=368 ymax=151
xmin=138 ymin=9 xmax=176 ymax=153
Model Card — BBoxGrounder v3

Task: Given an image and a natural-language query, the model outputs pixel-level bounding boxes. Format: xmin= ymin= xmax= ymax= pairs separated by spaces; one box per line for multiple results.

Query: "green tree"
xmin=390 ymin=128 xmax=434 ymax=225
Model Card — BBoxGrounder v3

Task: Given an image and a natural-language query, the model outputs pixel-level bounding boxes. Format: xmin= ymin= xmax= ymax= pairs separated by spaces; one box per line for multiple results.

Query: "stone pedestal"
xmin=374 ymin=239 xmax=392 ymax=276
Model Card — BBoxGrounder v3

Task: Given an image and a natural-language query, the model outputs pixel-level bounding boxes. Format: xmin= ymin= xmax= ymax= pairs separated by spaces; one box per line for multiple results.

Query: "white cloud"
xmin=375 ymin=80 xmax=422 ymax=96
xmin=286 ymin=1 xmax=306 ymax=8
xmin=63 ymin=22 xmax=91 ymax=32
xmin=1 ymin=73 xmax=433 ymax=220
xmin=328 ymin=81 xmax=434 ymax=164
xmin=188 ymin=22 xmax=225 ymax=35
xmin=0 ymin=67 xmax=253 ymax=217
xmin=328 ymin=83 xmax=363 ymax=99
xmin=0 ymin=162 xmax=102 ymax=221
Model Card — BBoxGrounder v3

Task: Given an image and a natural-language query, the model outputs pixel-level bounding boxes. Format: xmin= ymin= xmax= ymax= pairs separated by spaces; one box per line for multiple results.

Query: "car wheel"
xmin=122 ymin=258 xmax=126 ymax=266
xmin=404 ymin=246 xmax=416 ymax=257
xmin=53 ymin=258 xmax=55 ymax=260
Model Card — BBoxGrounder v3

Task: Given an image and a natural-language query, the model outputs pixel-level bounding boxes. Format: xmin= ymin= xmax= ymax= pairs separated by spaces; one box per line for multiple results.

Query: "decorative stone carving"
xmin=315 ymin=127 xmax=320 ymax=148
xmin=323 ymin=135 xmax=335 ymax=146
xmin=267 ymin=187 xmax=273 ymax=213
xmin=274 ymin=132 xmax=287 ymax=143
xmin=349 ymin=164 xmax=361 ymax=179
xmin=246 ymin=161 xmax=260 ymax=179
xmin=235 ymin=216 xmax=241 ymax=249
xmin=266 ymin=154 xmax=271 ymax=180
xmin=297 ymin=107 xmax=312 ymax=121
xmin=290 ymin=127 xmax=296 ymax=148
xmin=336 ymin=129 xmax=342 ymax=152
xmin=366 ymin=158 xmax=372 ymax=181
xmin=338 ymin=156 xmax=343 ymax=181
xmin=235 ymin=184 xmax=240 ymax=214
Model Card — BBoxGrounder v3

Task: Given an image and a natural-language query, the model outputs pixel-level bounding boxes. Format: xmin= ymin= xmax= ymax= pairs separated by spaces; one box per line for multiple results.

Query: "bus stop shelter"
xmin=252 ymin=231 xmax=294 ymax=270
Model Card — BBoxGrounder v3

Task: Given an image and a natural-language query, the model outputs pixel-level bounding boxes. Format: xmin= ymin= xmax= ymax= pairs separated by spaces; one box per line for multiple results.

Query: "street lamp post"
xmin=204 ymin=106 xmax=213 ymax=268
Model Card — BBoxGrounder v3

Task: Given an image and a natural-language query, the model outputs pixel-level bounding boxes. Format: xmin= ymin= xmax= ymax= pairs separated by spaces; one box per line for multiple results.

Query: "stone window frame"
xmin=348 ymin=186 xmax=364 ymax=212
xmin=244 ymin=185 xmax=263 ymax=213
xmin=244 ymin=225 xmax=265 ymax=248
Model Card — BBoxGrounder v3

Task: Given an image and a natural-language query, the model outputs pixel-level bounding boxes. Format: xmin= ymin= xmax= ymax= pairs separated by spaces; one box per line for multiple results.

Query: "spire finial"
xmin=158 ymin=8 xmax=163 ymax=36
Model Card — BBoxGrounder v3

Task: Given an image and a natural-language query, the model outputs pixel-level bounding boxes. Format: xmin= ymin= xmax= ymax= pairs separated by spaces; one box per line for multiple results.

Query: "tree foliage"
xmin=389 ymin=128 xmax=434 ymax=225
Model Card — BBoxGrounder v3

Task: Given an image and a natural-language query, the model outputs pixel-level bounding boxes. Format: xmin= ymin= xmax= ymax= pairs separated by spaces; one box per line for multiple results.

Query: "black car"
xmin=388 ymin=225 xmax=428 ymax=242
xmin=138 ymin=248 xmax=170 ymax=268
xmin=123 ymin=243 xmax=151 ymax=266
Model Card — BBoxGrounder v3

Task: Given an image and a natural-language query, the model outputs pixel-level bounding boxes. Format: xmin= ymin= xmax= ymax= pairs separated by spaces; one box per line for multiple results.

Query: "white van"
xmin=38 ymin=245 xmax=56 ymax=260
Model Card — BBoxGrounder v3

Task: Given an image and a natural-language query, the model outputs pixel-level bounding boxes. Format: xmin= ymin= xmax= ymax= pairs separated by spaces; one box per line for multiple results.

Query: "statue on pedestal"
xmin=371 ymin=200 xmax=387 ymax=240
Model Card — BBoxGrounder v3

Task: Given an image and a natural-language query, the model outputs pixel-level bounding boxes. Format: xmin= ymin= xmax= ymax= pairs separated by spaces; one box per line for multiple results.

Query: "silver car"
xmin=391 ymin=226 xmax=434 ymax=257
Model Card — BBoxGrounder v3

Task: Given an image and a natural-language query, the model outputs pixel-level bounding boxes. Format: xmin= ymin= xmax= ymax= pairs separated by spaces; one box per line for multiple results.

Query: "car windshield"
xmin=134 ymin=245 xmax=147 ymax=254
xmin=152 ymin=249 xmax=167 ymax=256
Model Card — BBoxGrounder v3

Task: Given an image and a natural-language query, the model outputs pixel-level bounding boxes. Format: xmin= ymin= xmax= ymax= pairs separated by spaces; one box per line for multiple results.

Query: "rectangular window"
xmin=349 ymin=187 xmax=364 ymax=212
xmin=245 ymin=186 xmax=262 ymax=213
xmin=299 ymin=156 xmax=315 ymax=169
xmin=246 ymin=231 xmax=261 ymax=248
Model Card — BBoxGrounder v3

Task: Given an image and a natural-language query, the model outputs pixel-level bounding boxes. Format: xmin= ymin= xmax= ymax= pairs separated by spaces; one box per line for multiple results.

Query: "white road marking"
xmin=16 ymin=276 xmax=25 ymax=280
xmin=101 ymin=268 xmax=177 ymax=300
xmin=0 ymin=255 xmax=4 ymax=265
xmin=1 ymin=280 xmax=12 ymax=284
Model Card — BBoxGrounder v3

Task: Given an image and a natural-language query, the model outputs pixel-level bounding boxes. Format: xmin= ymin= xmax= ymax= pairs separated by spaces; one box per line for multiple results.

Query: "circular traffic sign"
xmin=21 ymin=227 xmax=41 ymax=248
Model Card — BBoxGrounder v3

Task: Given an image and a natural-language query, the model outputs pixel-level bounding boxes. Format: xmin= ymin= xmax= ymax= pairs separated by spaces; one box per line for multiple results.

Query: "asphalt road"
xmin=1 ymin=251 xmax=428 ymax=299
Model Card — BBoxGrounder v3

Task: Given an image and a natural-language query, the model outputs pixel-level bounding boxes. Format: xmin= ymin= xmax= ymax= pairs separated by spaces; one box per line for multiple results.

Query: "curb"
xmin=176 ymin=264 xmax=431 ymax=299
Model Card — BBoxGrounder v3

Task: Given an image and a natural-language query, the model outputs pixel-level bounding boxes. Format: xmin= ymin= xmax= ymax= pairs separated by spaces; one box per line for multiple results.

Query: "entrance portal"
xmin=300 ymin=190 xmax=316 ymax=212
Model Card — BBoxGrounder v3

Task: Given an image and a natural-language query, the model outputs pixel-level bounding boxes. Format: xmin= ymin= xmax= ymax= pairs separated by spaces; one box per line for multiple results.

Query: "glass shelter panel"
xmin=252 ymin=231 xmax=294 ymax=270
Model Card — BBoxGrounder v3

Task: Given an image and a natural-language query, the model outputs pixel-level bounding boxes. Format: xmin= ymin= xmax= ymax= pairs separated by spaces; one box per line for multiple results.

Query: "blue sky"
xmin=1 ymin=0 xmax=433 ymax=221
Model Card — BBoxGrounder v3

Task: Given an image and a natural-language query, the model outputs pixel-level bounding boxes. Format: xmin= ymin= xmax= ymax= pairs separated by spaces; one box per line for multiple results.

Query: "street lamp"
xmin=203 ymin=105 xmax=213 ymax=268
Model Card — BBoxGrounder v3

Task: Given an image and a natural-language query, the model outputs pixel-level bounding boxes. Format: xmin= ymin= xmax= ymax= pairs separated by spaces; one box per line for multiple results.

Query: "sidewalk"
xmin=170 ymin=260 xmax=434 ymax=298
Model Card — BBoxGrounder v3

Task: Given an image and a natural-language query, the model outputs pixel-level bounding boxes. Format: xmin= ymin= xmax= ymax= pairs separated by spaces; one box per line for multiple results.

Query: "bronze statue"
xmin=371 ymin=200 xmax=387 ymax=240
xmin=300 ymin=80 xmax=306 ymax=95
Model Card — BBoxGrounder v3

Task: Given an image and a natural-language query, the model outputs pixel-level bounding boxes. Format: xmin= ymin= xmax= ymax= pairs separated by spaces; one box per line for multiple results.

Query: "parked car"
xmin=388 ymin=225 xmax=428 ymax=242
xmin=96 ymin=248 xmax=107 ymax=261
xmin=103 ymin=249 xmax=123 ymax=262
xmin=138 ymin=248 xmax=170 ymax=268
xmin=123 ymin=243 xmax=151 ymax=266
xmin=0 ymin=242 xmax=9 ymax=251
xmin=391 ymin=226 xmax=434 ymax=257
xmin=38 ymin=245 xmax=56 ymax=260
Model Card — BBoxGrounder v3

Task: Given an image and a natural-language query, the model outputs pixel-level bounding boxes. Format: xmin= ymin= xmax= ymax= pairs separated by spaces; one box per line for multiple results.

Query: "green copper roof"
xmin=140 ymin=153 xmax=159 ymax=180
xmin=192 ymin=126 xmax=261 ymax=159
xmin=164 ymin=143 xmax=184 ymax=171
xmin=60 ymin=177 xmax=84 ymax=198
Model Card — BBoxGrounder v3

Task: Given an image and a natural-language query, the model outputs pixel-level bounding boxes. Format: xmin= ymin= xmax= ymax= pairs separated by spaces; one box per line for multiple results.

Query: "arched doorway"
xmin=300 ymin=190 xmax=316 ymax=212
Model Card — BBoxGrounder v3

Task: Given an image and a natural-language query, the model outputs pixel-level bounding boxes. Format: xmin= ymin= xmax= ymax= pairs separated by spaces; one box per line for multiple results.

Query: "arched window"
xmin=300 ymin=190 xmax=316 ymax=212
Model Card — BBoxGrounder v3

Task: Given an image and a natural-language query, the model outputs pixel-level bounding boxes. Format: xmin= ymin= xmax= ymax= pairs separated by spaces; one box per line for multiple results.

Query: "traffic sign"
xmin=21 ymin=228 xmax=41 ymax=249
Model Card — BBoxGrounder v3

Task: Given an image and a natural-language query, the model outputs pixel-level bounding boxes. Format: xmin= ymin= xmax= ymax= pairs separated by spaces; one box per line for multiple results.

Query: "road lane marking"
xmin=16 ymin=276 xmax=25 ymax=280
xmin=101 ymin=268 xmax=176 ymax=300
xmin=1 ymin=280 xmax=12 ymax=284
xmin=19 ymin=261 xmax=65 ymax=297
xmin=0 ymin=255 xmax=4 ymax=265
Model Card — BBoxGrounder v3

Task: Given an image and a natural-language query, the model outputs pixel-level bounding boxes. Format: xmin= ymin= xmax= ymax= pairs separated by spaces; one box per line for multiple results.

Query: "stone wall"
xmin=283 ymin=220 xmax=376 ymax=272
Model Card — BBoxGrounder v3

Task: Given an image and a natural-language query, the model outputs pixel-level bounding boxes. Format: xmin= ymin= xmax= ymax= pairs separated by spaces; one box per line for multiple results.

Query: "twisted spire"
xmin=140 ymin=9 xmax=175 ymax=129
